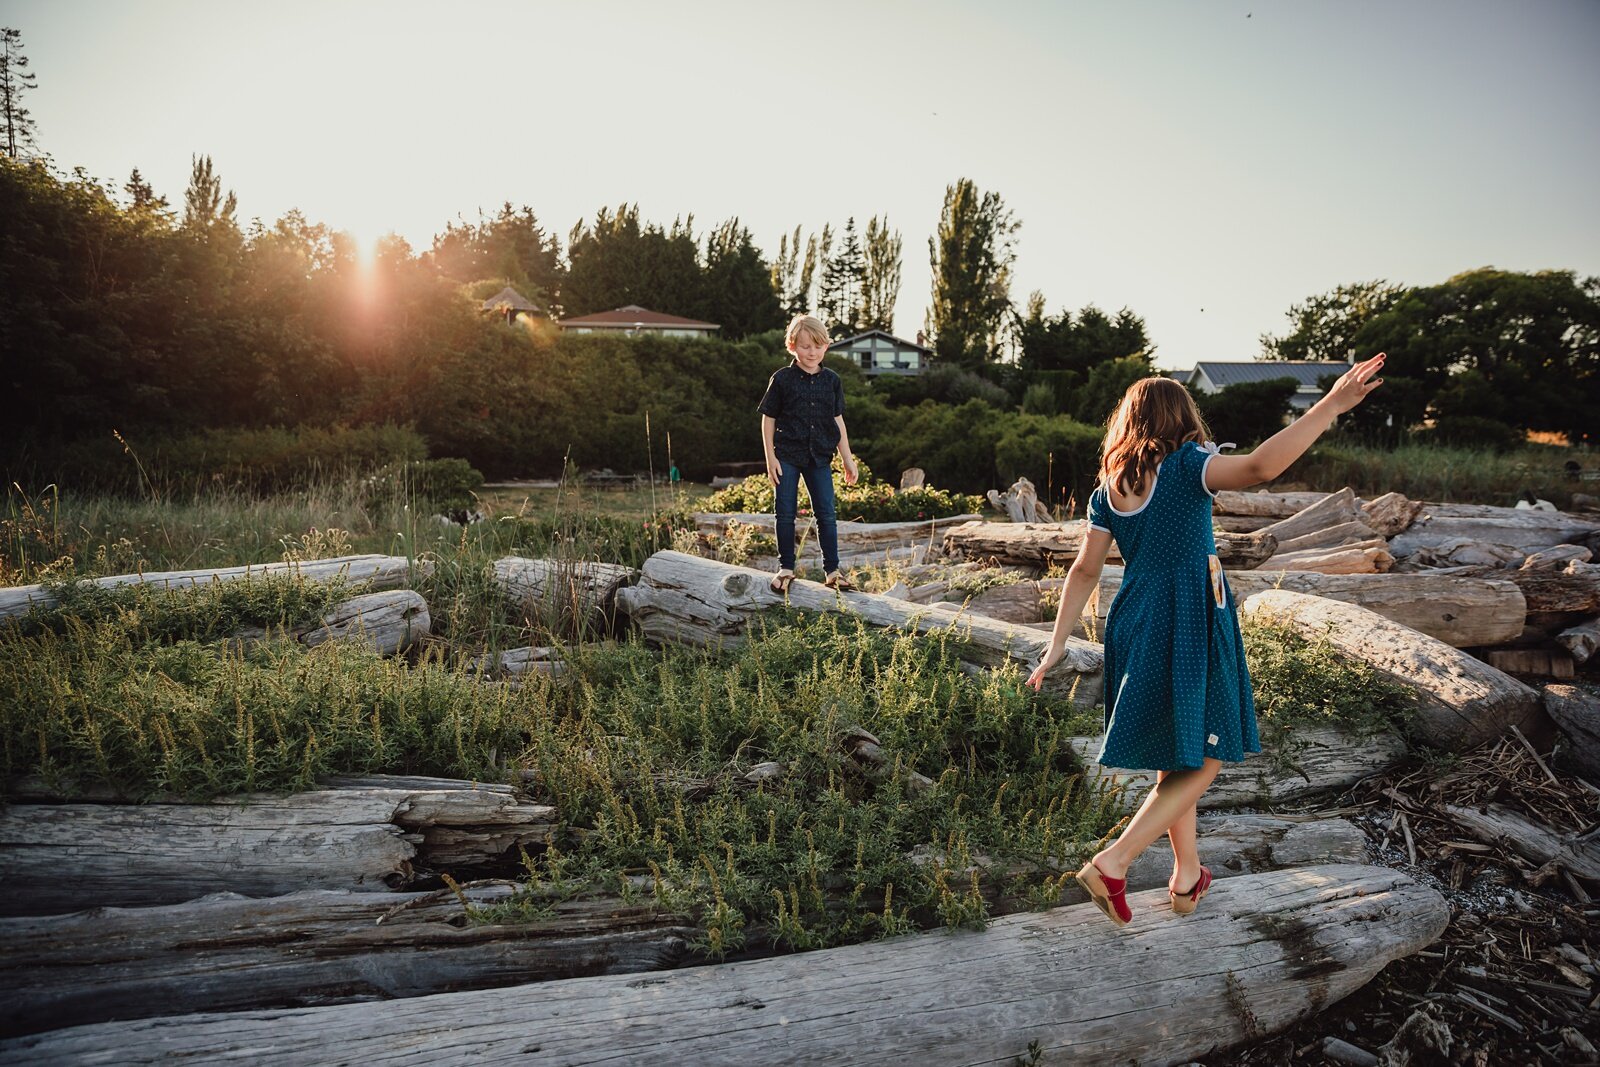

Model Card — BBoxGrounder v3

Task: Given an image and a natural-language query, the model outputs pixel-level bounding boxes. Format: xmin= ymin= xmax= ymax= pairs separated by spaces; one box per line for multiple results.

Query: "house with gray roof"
xmin=828 ymin=329 xmax=931 ymax=376
xmin=1185 ymin=361 xmax=1350 ymax=412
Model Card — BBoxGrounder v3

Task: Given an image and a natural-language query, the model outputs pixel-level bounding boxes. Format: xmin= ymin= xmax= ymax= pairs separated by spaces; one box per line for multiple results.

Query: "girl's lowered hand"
xmin=1321 ymin=352 xmax=1386 ymax=415
xmin=1026 ymin=648 xmax=1062 ymax=691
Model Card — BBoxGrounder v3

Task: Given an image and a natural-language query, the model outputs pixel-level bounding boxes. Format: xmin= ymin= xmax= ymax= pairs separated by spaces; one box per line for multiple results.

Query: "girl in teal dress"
xmin=1027 ymin=355 xmax=1387 ymax=926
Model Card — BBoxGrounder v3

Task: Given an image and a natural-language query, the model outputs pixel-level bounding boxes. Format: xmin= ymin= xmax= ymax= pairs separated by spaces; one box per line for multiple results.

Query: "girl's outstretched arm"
xmin=1026 ymin=525 xmax=1114 ymax=690
xmin=1205 ymin=353 xmax=1386 ymax=493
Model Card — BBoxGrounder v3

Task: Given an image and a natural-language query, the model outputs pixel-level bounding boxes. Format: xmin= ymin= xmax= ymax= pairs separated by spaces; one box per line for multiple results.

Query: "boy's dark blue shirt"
xmin=758 ymin=363 xmax=845 ymax=468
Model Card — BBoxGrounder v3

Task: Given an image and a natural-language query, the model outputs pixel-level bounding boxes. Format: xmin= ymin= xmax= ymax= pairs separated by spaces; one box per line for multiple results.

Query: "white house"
xmin=829 ymin=329 xmax=931 ymax=376
xmin=557 ymin=305 xmax=720 ymax=338
xmin=1185 ymin=361 xmax=1351 ymax=413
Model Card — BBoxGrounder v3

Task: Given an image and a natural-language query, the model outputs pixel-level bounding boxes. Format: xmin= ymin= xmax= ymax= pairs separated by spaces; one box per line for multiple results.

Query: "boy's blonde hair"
xmin=786 ymin=314 xmax=831 ymax=349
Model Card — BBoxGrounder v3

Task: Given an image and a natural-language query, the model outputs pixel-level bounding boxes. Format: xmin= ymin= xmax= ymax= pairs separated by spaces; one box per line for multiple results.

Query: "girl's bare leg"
xmin=1090 ymin=758 xmax=1221 ymax=881
xmin=1159 ymin=769 xmax=1203 ymax=892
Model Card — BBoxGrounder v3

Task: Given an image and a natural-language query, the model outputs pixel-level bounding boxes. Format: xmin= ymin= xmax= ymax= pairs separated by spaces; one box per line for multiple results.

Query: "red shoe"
xmin=1076 ymin=860 xmax=1131 ymax=926
xmin=1170 ymin=866 xmax=1213 ymax=915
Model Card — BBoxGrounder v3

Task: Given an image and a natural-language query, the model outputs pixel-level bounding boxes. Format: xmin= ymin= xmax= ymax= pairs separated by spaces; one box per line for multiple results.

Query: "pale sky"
xmin=6 ymin=0 xmax=1598 ymax=367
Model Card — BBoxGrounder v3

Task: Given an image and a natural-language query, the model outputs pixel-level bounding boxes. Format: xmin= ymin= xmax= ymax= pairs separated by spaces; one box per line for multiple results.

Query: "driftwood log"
xmin=0 ymin=554 xmax=415 ymax=621
xmin=941 ymin=521 xmax=1276 ymax=570
xmin=1256 ymin=539 xmax=1395 ymax=574
xmin=1071 ymin=726 xmax=1410 ymax=811
xmin=0 ymin=885 xmax=697 ymax=1038
xmin=614 ymin=551 xmax=1104 ymax=705
xmin=693 ymin=512 xmax=980 ymax=550
xmin=1213 ymin=490 xmax=1335 ymax=518
xmin=0 ymin=776 xmax=555 ymax=917
xmin=986 ymin=477 xmax=1052 ymax=523
xmin=301 ymin=589 xmax=429 ymax=655
xmin=1256 ymin=488 xmax=1360 ymax=544
xmin=1241 ymin=590 xmax=1543 ymax=752
xmin=1361 ymin=492 xmax=1425 ymax=537
xmin=1274 ymin=519 xmax=1381 ymax=556
xmin=1440 ymin=803 xmax=1600 ymax=884
xmin=1390 ymin=508 xmax=1600 ymax=561
xmin=1544 ymin=684 xmax=1600 ymax=783
xmin=0 ymin=865 xmax=1449 ymax=1067
xmin=1062 ymin=568 xmax=1524 ymax=648
xmin=493 ymin=556 xmax=636 ymax=629
xmin=1556 ymin=617 xmax=1600 ymax=665
xmin=470 ymin=645 xmax=564 ymax=682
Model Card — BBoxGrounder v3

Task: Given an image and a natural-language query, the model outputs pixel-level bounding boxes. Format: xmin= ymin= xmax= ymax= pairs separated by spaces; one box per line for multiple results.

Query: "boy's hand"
xmin=842 ymin=456 xmax=859 ymax=485
xmin=1321 ymin=352 xmax=1386 ymax=415
xmin=767 ymin=458 xmax=783 ymax=485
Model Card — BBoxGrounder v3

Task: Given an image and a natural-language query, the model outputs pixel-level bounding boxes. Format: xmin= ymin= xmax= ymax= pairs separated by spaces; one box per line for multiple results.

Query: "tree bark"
xmin=1257 ymin=540 xmax=1395 ymax=574
xmin=1543 ymin=684 xmax=1600 ymax=783
xmin=0 ymin=776 xmax=556 ymax=917
xmin=1556 ymin=617 xmax=1600 ymax=665
xmin=1070 ymin=727 xmax=1410 ymax=811
xmin=1057 ymin=568 xmax=1525 ymax=648
xmin=1240 ymin=589 xmax=1543 ymax=752
xmin=614 ymin=551 xmax=1103 ymax=705
xmin=1360 ymin=492 xmax=1424 ymax=537
xmin=0 ymin=865 xmax=1449 ymax=1067
xmin=0 ymin=885 xmax=696 ymax=1038
xmin=0 ymin=555 xmax=415 ymax=621
xmin=1256 ymin=489 xmax=1360 ymax=544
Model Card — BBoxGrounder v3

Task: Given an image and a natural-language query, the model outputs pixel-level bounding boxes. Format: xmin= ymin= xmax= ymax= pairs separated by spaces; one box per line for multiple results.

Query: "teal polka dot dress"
xmin=1086 ymin=441 xmax=1259 ymax=771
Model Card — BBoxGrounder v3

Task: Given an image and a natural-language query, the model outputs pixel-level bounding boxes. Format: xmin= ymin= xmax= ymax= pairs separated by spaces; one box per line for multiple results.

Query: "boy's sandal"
xmin=824 ymin=571 xmax=856 ymax=592
xmin=1169 ymin=866 xmax=1213 ymax=915
xmin=769 ymin=571 xmax=795 ymax=594
xmin=1075 ymin=860 xmax=1131 ymax=926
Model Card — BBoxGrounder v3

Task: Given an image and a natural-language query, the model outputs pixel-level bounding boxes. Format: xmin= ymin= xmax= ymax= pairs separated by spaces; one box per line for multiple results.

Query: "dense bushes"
xmin=701 ymin=458 xmax=984 ymax=523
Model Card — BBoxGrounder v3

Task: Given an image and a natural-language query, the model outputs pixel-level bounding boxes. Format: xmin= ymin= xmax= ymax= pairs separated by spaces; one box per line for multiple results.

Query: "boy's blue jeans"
xmin=774 ymin=459 xmax=839 ymax=573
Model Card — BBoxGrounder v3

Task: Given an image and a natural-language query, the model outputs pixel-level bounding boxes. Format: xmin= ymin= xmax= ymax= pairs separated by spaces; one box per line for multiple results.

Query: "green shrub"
xmin=366 ymin=457 xmax=485 ymax=514
xmin=701 ymin=457 xmax=984 ymax=523
xmin=1414 ymin=415 xmax=1523 ymax=453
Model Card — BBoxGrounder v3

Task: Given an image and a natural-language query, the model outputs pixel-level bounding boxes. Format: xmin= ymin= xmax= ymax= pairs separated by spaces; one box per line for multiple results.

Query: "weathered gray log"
xmin=942 ymin=520 xmax=1276 ymax=570
xmin=1455 ymin=560 xmax=1600 ymax=614
xmin=1485 ymin=648 xmax=1575 ymax=679
xmin=1523 ymin=544 xmax=1593 ymax=568
xmin=1257 ymin=488 xmax=1360 ymax=544
xmin=0 ymin=554 xmax=415 ymax=621
xmin=299 ymin=589 xmax=429 ymax=655
xmin=955 ymin=581 xmax=1044 ymax=623
xmin=492 ymin=557 xmax=636 ymax=628
xmin=0 ymin=777 xmax=556 ymax=917
xmin=693 ymin=512 xmax=980 ymax=549
xmin=1275 ymin=520 xmax=1380 ymax=555
xmin=1059 ymin=568 xmax=1524 ymax=648
xmin=1390 ymin=508 xmax=1600 ymax=560
xmin=1395 ymin=537 xmax=1525 ymax=568
xmin=1241 ymin=590 xmax=1543 ymax=752
xmin=1361 ymin=492 xmax=1424 ymax=537
xmin=0 ymin=885 xmax=697 ymax=1038
xmin=470 ymin=644 xmax=565 ymax=681
xmin=1071 ymin=727 xmax=1410 ymax=811
xmin=1213 ymin=490 xmax=1334 ymax=518
xmin=899 ymin=467 xmax=926 ymax=491
xmin=2 ymin=866 xmax=1449 ymax=1067
xmin=1544 ymin=684 xmax=1600 ymax=782
xmin=1258 ymin=539 xmax=1395 ymax=574
xmin=1440 ymin=802 xmax=1600 ymax=883
xmin=1556 ymin=617 xmax=1600 ymax=665
xmin=615 ymin=551 xmax=1103 ymax=705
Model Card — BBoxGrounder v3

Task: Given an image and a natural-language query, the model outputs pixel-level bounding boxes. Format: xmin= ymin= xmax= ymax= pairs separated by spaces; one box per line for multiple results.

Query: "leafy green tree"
xmin=1072 ymin=354 xmax=1153 ymax=426
xmin=1017 ymin=294 xmax=1150 ymax=376
xmin=563 ymin=204 xmax=703 ymax=319
xmin=769 ymin=224 xmax=805 ymax=318
xmin=423 ymin=202 xmax=562 ymax=306
xmin=1190 ymin=378 xmax=1298 ymax=445
xmin=926 ymin=178 xmax=1019 ymax=368
xmin=1260 ymin=280 xmax=1403 ymax=362
xmin=701 ymin=218 xmax=783 ymax=339
xmin=0 ymin=27 xmax=38 ymax=159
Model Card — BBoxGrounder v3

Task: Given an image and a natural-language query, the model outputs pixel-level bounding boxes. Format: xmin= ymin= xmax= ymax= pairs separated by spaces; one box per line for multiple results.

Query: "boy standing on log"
xmin=758 ymin=314 xmax=860 ymax=594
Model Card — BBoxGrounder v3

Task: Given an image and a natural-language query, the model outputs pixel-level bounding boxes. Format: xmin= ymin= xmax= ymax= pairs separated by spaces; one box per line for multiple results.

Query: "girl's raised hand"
xmin=1322 ymin=352 xmax=1386 ymax=415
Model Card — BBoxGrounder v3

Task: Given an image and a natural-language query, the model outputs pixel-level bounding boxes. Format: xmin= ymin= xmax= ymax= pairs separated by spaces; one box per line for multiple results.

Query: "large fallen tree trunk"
xmin=1061 ymin=567 xmax=1525 ymax=648
xmin=694 ymin=512 xmax=980 ymax=549
xmin=0 ymin=865 xmax=1448 ymax=1067
xmin=1240 ymin=590 xmax=1543 ymax=752
xmin=493 ymin=557 xmax=636 ymax=630
xmin=1255 ymin=488 xmax=1361 ymax=544
xmin=1390 ymin=509 xmax=1600 ymax=561
xmin=1544 ymin=684 xmax=1600 ymax=783
xmin=941 ymin=521 xmax=1276 ymax=570
xmin=227 ymin=589 xmax=432 ymax=656
xmin=1257 ymin=538 xmax=1395 ymax=574
xmin=1070 ymin=727 xmax=1410 ymax=811
xmin=0 ymin=554 xmax=415 ymax=621
xmin=1213 ymin=490 xmax=1334 ymax=518
xmin=0 ymin=884 xmax=697 ymax=1038
xmin=614 ymin=551 xmax=1103 ymax=705
xmin=0 ymin=776 xmax=556 ymax=917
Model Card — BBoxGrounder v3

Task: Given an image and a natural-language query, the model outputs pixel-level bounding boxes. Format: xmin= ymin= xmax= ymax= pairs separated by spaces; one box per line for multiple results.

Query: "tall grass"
xmin=1286 ymin=440 xmax=1590 ymax=505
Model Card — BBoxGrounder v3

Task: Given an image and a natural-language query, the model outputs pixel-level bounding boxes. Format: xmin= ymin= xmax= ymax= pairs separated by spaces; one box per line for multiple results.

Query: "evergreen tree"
xmin=861 ymin=214 xmax=902 ymax=333
xmin=818 ymin=217 xmax=865 ymax=335
xmin=0 ymin=27 xmax=38 ymax=159
xmin=926 ymin=178 xmax=1019 ymax=368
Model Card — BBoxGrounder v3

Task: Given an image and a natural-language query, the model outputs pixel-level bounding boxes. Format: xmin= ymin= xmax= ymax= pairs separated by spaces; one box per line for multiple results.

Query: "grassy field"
xmin=0 ymin=470 xmax=1419 ymax=957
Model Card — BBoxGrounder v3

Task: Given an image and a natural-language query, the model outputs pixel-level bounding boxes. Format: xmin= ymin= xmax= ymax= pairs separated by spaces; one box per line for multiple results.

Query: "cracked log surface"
xmin=0 ymin=554 xmax=415 ymax=620
xmin=0 ymin=776 xmax=556 ymax=917
xmin=0 ymin=885 xmax=696 ymax=1038
xmin=0 ymin=865 xmax=1448 ymax=1067
xmin=1070 ymin=727 xmax=1410 ymax=812
xmin=1241 ymin=589 xmax=1543 ymax=752
xmin=615 ymin=550 xmax=1104 ymax=705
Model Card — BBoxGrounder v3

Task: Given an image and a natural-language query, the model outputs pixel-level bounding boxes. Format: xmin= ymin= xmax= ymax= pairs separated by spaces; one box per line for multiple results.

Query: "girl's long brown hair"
xmin=1099 ymin=377 xmax=1211 ymax=496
